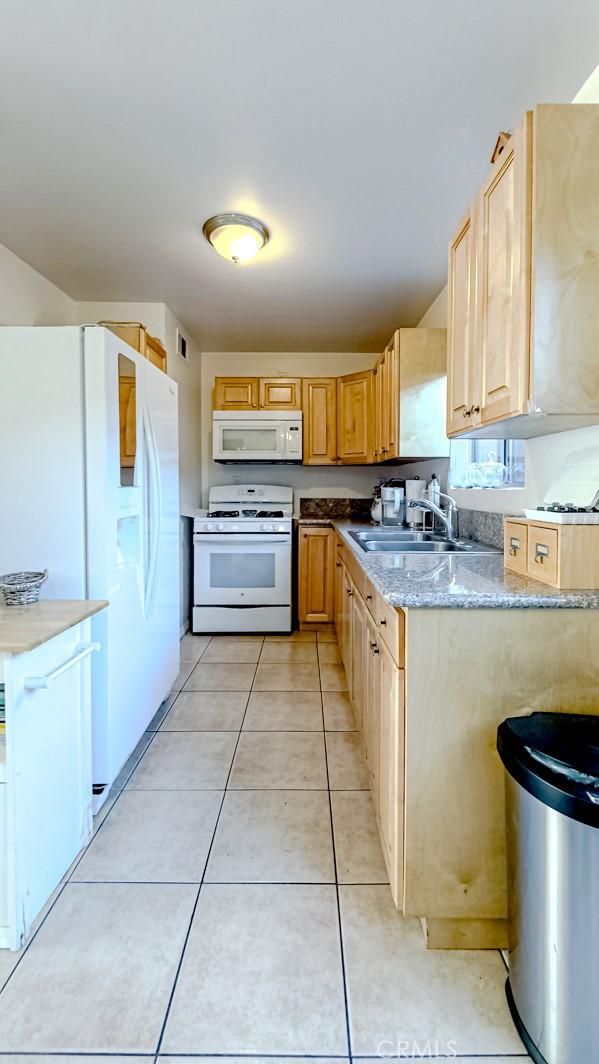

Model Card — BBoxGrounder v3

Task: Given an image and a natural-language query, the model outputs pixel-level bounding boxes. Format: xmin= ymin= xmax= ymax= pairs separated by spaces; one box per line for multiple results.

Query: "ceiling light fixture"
xmin=202 ymin=212 xmax=270 ymax=263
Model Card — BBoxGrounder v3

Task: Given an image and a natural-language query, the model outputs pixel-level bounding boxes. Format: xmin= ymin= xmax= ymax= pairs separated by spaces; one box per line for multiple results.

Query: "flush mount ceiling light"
xmin=202 ymin=212 xmax=270 ymax=263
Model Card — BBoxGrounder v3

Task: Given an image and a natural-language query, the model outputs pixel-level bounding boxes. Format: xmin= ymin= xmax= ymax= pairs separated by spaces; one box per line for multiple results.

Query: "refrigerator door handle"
xmin=142 ymin=400 xmax=162 ymax=618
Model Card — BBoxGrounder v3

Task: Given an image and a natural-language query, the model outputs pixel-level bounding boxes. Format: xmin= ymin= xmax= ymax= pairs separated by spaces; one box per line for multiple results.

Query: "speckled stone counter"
xmin=334 ymin=521 xmax=599 ymax=609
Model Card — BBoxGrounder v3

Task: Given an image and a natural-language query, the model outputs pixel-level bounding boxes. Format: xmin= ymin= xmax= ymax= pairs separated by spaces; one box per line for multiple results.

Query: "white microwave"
xmin=213 ymin=410 xmax=303 ymax=463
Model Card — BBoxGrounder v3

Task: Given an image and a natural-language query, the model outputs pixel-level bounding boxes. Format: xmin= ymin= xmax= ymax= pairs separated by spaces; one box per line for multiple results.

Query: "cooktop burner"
xmin=257 ymin=509 xmax=285 ymax=518
xmin=207 ymin=510 xmax=239 ymax=518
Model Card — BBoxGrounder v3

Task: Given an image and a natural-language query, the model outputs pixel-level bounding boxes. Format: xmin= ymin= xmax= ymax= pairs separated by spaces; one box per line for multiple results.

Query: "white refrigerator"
xmin=0 ymin=326 xmax=180 ymax=806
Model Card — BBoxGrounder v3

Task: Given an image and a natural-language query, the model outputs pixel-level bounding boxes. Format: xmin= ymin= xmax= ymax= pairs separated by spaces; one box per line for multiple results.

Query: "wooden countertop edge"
xmin=0 ymin=599 xmax=109 ymax=654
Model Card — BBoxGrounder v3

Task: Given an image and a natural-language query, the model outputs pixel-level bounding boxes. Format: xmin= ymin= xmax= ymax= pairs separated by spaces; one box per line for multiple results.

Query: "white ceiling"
xmin=1 ymin=1 xmax=598 ymax=351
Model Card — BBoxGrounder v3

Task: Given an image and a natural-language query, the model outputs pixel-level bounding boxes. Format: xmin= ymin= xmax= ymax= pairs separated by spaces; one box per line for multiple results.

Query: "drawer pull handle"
xmin=509 ymin=546 xmax=518 ymax=556
xmin=379 ymin=618 xmax=387 ymax=626
xmin=472 ymin=404 xmax=481 ymax=414
xmin=535 ymin=543 xmax=550 ymax=565
xmin=370 ymin=642 xmax=379 ymax=655
xmin=366 ymin=594 xmax=372 ymax=601
xmin=346 ymin=588 xmax=353 ymax=596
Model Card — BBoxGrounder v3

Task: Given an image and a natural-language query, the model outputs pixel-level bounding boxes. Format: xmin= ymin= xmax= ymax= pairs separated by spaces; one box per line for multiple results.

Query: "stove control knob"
xmin=260 ymin=523 xmax=270 ymax=532
xmin=216 ymin=523 xmax=225 ymax=531
xmin=275 ymin=524 xmax=285 ymax=532
xmin=204 ymin=523 xmax=214 ymax=532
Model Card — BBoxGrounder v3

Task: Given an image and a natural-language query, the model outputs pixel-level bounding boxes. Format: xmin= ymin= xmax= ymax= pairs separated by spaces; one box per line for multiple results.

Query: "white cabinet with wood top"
xmin=0 ymin=602 xmax=105 ymax=951
xmin=448 ymin=104 xmax=599 ymax=439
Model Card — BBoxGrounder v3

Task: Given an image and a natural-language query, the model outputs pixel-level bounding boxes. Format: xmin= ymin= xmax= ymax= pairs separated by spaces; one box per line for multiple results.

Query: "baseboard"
xmin=423 ymin=916 xmax=509 ymax=950
xmin=179 ymin=619 xmax=190 ymax=638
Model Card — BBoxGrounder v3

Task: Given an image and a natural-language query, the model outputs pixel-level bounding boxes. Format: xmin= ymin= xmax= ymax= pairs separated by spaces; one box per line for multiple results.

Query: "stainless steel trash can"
xmin=497 ymin=712 xmax=599 ymax=1064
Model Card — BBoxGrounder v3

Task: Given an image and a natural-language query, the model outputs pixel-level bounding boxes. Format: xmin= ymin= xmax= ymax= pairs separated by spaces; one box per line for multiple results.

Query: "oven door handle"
xmin=194 ymin=534 xmax=289 ymax=545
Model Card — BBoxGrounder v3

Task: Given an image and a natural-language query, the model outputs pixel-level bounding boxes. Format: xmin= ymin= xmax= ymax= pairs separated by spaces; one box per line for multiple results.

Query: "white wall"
xmin=0 ymin=242 xmax=77 ymax=325
xmin=200 ymin=351 xmax=448 ymax=512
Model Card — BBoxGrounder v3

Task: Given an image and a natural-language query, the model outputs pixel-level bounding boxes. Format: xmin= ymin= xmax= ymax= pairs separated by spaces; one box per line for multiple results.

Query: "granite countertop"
xmin=0 ymin=600 xmax=108 ymax=653
xmin=297 ymin=517 xmax=334 ymax=526
xmin=334 ymin=521 xmax=599 ymax=609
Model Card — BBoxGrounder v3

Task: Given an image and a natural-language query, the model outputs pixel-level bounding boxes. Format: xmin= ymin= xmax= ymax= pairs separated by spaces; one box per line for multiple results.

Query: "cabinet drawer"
xmin=375 ymin=594 xmax=405 ymax=668
xmin=504 ymin=521 xmax=528 ymax=576
xmin=527 ymin=526 xmax=559 ymax=586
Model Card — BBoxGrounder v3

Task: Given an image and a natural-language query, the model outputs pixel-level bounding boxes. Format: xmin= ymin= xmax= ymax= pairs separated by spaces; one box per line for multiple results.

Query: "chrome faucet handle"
xmin=437 ymin=492 xmax=459 ymax=540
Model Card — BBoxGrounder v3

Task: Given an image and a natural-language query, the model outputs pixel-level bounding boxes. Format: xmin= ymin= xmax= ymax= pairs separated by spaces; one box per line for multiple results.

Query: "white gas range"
xmin=192 ymin=485 xmax=293 ymax=633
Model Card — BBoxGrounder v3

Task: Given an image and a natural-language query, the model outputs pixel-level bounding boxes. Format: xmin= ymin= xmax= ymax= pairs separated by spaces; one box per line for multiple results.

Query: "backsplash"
xmin=299 ymin=496 xmax=372 ymax=520
xmin=298 ymin=497 xmax=505 ymax=547
xmin=458 ymin=508 xmax=504 ymax=549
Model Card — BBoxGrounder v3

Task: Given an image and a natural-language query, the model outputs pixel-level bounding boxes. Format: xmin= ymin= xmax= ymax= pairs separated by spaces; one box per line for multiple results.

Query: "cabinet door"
xmin=302 ymin=378 xmax=338 ymax=464
xmin=259 ymin=377 xmax=302 ymax=410
xmin=365 ymin=614 xmax=381 ymax=813
xmin=339 ymin=566 xmax=353 ymax=692
xmin=144 ymin=334 xmax=167 ymax=372
xmin=118 ymin=376 xmax=136 ymax=468
xmin=383 ymin=332 xmax=400 ymax=460
xmin=350 ymin=590 xmax=368 ymax=734
xmin=447 ymin=210 xmax=476 ymax=435
xmin=378 ymin=639 xmax=404 ymax=907
xmin=298 ymin=526 xmax=335 ymax=622
xmin=373 ymin=362 xmax=382 ymax=462
xmin=475 ymin=113 xmax=532 ymax=427
xmin=214 ymin=377 xmax=259 ymax=410
xmin=337 ymin=370 xmax=373 ymax=464
xmin=334 ymin=548 xmax=344 ymax=643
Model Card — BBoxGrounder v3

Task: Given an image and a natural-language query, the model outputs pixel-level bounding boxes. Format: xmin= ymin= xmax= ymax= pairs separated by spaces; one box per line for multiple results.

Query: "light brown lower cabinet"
xmin=334 ymin=532 xmax=599 ymax=949
xmin=298 ymin=526 xmax=335 ymax=623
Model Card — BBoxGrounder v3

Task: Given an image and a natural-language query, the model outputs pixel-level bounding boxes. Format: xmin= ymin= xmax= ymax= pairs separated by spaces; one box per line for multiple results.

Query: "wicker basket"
xmin=0 ymin=569 xmax=48 ymax=606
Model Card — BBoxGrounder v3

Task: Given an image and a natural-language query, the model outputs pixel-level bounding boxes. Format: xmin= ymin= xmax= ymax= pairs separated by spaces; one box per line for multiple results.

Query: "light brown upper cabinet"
xmin=448 ymin=104 xmax=599 ymax=439
xmin=298 ymin=525 xmax=335 ymax=623
xmin=302 ymin=378 xmax=338 ymax=464
xmin=447 ymin=212 xmax=476 ymax=434
xmin=337 ymin=369 xmax=373 ymax=464
xmin=374 ymin=329 xmax=449 ymax=462
xmin=259 ymin=377 xmax=302 ymax=410
xmin=214 ymin=376 xmax=259 ymax=410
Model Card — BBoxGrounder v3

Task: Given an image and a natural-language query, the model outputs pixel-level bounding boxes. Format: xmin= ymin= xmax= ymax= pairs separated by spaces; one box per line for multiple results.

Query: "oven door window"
xmin=221 ymin=427 xmax=281 ymax=455
xmin=211 ymin=552 xmax=275 ymax=588
xmin=194 ymin=539 xmax=290 ymax=605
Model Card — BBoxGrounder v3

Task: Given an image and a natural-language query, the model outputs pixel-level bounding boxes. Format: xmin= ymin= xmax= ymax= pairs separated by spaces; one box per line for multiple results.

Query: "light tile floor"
xmin=0 ymin=630 xmax=529 ymax=1061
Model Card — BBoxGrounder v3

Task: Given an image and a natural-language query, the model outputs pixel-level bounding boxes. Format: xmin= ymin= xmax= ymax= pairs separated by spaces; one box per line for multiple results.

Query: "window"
xmin=449 ymin=438 xmax=525 ymax=489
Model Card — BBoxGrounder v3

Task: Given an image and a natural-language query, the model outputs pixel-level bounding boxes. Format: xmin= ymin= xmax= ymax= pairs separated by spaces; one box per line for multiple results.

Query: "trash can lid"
xmin=497 ymin=712 xmax=599 ymax=828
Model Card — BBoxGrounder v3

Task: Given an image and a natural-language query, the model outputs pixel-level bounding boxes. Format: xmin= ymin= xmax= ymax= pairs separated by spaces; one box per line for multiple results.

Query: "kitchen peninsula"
xmin=300 ymin=511 xmax=599 ymax=949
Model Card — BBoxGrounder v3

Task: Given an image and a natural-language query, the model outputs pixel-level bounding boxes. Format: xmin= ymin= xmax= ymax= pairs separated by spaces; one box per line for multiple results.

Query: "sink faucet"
xmin=407 ymin=494 xmax=459 ymax=542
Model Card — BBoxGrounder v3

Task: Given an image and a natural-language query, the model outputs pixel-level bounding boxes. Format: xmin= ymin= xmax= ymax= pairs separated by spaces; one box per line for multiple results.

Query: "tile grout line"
xmin=320 ymin=654 xmax=354 ymax=1062
xmin=153 ymin=667 xmax=256 ymax=1056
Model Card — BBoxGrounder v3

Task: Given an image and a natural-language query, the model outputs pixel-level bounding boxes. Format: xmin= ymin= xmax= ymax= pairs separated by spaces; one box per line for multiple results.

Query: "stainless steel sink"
xmin=349 ymin=528 xmax=499 ymax=555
